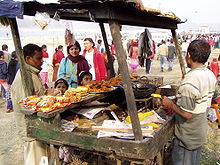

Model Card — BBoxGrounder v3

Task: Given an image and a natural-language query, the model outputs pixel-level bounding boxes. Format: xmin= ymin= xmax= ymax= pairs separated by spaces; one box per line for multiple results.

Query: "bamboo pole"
xmin=171 ymin=29 xmax=186 ymax=78
xmin=109 ymin=21 xmax=143 ymax=141
xmin=99 ymin=22 xmax=115 ymax=78
xmin=9 ymin=18 xmax=34 ymax=96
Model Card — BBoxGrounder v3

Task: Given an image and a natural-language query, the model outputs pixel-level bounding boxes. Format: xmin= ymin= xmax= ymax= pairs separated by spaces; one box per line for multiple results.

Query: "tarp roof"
xmin=1 ymin=0 xmax=182 ymax=29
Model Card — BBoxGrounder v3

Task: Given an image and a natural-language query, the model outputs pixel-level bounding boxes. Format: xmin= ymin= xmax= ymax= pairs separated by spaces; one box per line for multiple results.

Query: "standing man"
xmin=167 ymin=40 xmax=176 ymax=71
xmin=11 ymin=43 xmax=59 ymax=165
xmin=157 ymin=40 xmax=168 ymax=72
xmin=2 ymin=44 xmax=11 ymax=63
xmin=82 ymin=38 xmax=107 ymax=81
xmin=162 ymin=40 xmax=217 ymax=165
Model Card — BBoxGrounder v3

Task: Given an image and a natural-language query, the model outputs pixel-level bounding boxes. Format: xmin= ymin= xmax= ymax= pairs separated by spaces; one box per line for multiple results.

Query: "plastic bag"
xmin=33 ymin=11 xmax=51 ymax=30
xmin=207 ymin=108 xmax=218 ymax=122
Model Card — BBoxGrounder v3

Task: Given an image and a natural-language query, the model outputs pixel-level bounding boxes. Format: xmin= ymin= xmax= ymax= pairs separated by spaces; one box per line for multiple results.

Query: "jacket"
xmin=0 ymin=60 xmax=8 ymax=82
xmin=11 ymin=65 xmax=46 ymax=111
xmin=168 ymin=44 xmax=176 ymax=59
xmin=82 ymin=47 xmax=107 ymax=81
xmin=7 ymin=59 xmax=19 ymax=85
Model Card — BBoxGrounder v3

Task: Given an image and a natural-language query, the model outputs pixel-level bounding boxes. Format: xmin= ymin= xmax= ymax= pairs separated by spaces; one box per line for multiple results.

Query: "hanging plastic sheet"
xmin=0 ymin=0 xmax=23 ymax=18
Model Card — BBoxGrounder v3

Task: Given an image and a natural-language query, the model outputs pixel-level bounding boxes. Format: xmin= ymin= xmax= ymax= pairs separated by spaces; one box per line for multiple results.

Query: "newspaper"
xmin=72 ymin=107 xmax=107 ymax=119
xmin=96 ymin=120 xmax=154 ymax=138
xmin=61 ymin=119 xmax=78 ymax=132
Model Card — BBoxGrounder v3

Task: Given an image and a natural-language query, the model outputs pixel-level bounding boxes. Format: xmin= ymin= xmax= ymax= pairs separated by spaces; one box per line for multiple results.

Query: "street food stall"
xmin=1 ymin=0 xmax=185 ymax=164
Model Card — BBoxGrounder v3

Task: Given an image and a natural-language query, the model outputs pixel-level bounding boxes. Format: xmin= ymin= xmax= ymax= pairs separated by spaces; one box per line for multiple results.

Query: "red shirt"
xmin=53 ymin=50 xmax=65 ymax=66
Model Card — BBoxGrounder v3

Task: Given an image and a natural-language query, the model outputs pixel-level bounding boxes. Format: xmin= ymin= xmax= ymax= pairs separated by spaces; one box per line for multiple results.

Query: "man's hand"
xmin=162 ymin=96 xmax=193 ymax=119
xmin=162 ymin=96 xmax=173 ymax=108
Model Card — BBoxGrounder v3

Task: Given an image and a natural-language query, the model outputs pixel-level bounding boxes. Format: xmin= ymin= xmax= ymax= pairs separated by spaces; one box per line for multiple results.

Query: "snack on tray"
xmin=56 ymin=97 xmax=70 ymax=103
xmin=64 ymin=87 xmax=89 ymax=102
xmin=19 ymin=95 xmax=72 ymax=113
xmin=36 ymin=96 xmax=56 ymax=108
xmin=106 ymin=77 xmax=122 ymax=86
xmin=87 ymin=81 xmax=114 ymax=93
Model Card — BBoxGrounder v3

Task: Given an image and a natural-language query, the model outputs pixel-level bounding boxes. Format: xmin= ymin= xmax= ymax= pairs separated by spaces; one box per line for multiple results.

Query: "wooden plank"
xmin=9 ymin=18 xmax=35 ymax=96
xmin=171 ymin=29 xmax=186 ymax=78
xmin=109 ymin=21 xmax=143 ymax=141
xmin=99 ymin=22 xmax=115 ymax=79
xmin=92 ymin=126 xmax=154 ymax=134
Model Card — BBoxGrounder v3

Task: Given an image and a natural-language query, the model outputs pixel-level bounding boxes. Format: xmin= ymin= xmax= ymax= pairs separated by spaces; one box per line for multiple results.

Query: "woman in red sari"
xmin=52 ymin=45 xmax=65 ymax=81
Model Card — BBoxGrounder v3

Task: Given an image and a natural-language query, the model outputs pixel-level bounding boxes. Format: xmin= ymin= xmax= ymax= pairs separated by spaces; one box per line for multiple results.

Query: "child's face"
xmin=56 ymin=83 xmax=67 ymax=95
xmin=81 ymin=75 xmax=92 ymax=86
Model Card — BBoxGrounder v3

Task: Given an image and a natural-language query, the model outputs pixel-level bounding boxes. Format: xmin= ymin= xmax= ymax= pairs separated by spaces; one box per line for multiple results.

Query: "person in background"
xmin=1 ymin=44 xmax=11 ymax=99
xmin=162 ymin=40 xmax=218 ymax=165
xmin=78 ymin=71 xmax=92 ymax=86
xmin=53 ymin=45 xmax=65 ymax=82
xmin=58 ymin=41 xmax=89 ymax=88
xmin=54 ymin=78 xmax=69 ymax=95
xmin=96 ymin=39 xmax=104 ymax=53
xmin=145 ymin=40 xmax=155 ymax=74
xmin=40 ymin=44 xmax=49 ymax=88
xmin=0 ymin=51 xmax=13 ymax=113
xmin=82 ymin=38 xmax=107 ymax=81
xmin=157 ymin=40 xmax=168 ymax=72
xmin=167 ymin=40 xmax=176 ymax=71
xmin=7 ymin=51 xmax=19 ymax=85
xmin=2 ymin=44 xmax=11 ymax=64
xmin=181 ymin=40 xmax=189 ymax=57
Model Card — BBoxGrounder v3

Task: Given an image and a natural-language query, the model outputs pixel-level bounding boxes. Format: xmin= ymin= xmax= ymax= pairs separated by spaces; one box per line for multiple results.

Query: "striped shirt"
xmin=176 ymin=65 xmax=217 ymax=114
xmin=175 ymin=65 xmax=217 ymax=150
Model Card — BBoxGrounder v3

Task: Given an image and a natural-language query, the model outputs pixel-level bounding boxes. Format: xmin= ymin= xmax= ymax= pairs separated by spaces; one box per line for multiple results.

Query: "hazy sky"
xmin=15 ymin=0 xmax=219 ymax=27
xmin=142 ymin=0 xmax=219 ymax=24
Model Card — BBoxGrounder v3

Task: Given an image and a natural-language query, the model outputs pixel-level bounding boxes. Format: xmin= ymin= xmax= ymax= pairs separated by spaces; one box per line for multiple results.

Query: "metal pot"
xmin=132 ymin=77 xmax=157 ymax=99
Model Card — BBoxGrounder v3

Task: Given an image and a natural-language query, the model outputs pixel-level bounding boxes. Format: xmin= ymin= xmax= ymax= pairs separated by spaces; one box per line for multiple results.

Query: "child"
xmin=0 ymin=51 xmax=13 ymax=112
xmin=54 ymin=78 xmax=69 ymax=95
xmin=78 ymin=71 xmax=92 ymax=86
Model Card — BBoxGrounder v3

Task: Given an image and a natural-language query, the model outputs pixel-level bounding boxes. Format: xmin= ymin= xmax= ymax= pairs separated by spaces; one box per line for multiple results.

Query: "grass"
xmin=200 ymin=122 xmax=220 ymax=165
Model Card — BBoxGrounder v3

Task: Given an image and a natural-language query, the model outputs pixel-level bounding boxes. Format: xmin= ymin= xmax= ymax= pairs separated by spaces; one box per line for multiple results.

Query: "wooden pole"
xmin=99 ymin=22 xmax=115 ymax=78
xmin=9 ymin=18 xmax=34 ymax=96
xmin=171 ymin=29 xmax=186 ymax=78
xmin=109 ymin=21 xmax=143 ymax=141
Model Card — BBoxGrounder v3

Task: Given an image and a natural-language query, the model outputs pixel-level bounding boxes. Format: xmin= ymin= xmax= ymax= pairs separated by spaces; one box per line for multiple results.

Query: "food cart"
xmin=2 ymin=0 xmax=185 ymax=164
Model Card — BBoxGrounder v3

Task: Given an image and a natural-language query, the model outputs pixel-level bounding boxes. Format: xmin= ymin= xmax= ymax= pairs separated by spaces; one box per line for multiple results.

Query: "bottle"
xmin=212 ymin=104 xmax=220 ymax=129
xmin=210 ymin=58 xmax=219 ymax=79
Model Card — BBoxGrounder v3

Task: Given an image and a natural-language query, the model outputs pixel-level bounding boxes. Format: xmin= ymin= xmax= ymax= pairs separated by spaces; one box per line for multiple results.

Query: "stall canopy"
xmin=21 ymin=0 xmax=182 ymax=29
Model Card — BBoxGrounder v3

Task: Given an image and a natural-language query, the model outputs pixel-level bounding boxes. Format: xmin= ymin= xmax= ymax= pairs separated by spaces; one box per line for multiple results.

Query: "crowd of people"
xmin=0 ymin=33 xmax=219 ymax=165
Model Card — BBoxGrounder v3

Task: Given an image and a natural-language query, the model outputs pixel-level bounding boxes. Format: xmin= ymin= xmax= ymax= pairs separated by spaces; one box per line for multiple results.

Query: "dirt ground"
xmin=0 ymin=49 xmax=219 ymax=165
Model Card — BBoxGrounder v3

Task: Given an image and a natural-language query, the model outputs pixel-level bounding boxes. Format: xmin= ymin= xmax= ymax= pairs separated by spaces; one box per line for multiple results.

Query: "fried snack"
xmin=87 ymin=81 xmax=114 ymax=93
xmin=26 ymin=97 xmax=42 ymax=106
xmin=56 ymin=97 xmax=70 ymax=103
xmin=18 ymin=95 xmax=38 ymax=105
xmin=106 ymin=77 xmax=122 ymax=86
xmin=19 ymin=95 xmax=72 ymax=113
xmin=64 ymin=87 xmax=89 ymax=101
xmin=36 ymin=96 xmax=56 ymax=108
